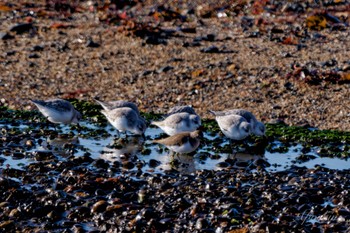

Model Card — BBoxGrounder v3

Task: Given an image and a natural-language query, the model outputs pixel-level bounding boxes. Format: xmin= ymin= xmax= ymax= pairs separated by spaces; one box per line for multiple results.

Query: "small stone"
xmin=145 ymin=36 xmax=167 ymax=45
xmin=28 ymin=53 xmax=40 ymax=59
xmin=205 ymin=34 xmax=216 ymax=41
xmin=32 ymin=45 xmax=44 ymax=51
xmin=6 ymin=51 xmax=16 ymax=56
xmin=9 ymin=23 xmax=34 ymax=34
xmin=142 ymin=70 xmax=153 ymax=76
xmin=32 ymin=150 xmax=55 ymax=161
xmin=148 ymin=159 xmax=161 ymax=168
xmin=12 ymin=152 xmax=25 ymax=159
xmin=92 ymin=159 xmax=109 ymax=169
xmin=200 ymin=46 xmax=219 ymax=53
xmin=86 ymin=38 xmax=100 ymax=48
xmin=216 ymin=162 xmax=230 ymax=168
xmin=0 ymin=220 xmax=15 ymax=231
xmin=0 ymin=32 xmax=14 ymax=40
xmin=122 ymin=161 xmax=135 ymax=170
xmin=183 ymin=41 xmax=201 ymax=47
xmin=180 ymin=27 xmax=196 ymax=33
xmin=157 ymin=66 xmax=174 ymax=73
xmin=91 ymin=200 xmax=108 ymax=214
xmin=8 ymin=208 xmax=20 ymax=218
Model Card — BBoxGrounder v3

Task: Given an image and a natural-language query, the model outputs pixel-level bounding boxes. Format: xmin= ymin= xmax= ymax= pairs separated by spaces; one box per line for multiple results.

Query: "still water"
xmin=1 ymin=121 xmax=350 ymax=174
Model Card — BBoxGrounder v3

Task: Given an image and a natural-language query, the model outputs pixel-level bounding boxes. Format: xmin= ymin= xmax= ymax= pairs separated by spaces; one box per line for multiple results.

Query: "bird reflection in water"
xmin=44 ymin=134 xmax=79 ymax=156
xmin=100 ymin=136 xmax=145 ymax=162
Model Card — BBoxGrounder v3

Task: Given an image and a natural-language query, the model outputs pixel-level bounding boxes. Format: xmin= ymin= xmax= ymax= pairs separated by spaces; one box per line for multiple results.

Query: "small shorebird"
xmin=166 ymin=105 xmax=197 ymax=116
xmin=95 ymin=98 xmax=147 ymax=131
xmin=209 ymin=109 xmax=265 ymax=136
xmin=153 ymin=130 xmax=201 ymax=154
xmin=151 ymin=112 xmax=201 ymax=136
xmin=101 ymin=107 xmax=146 ymax=137
xmin=209 ymin=111 xmax=251 ymax=141
xmin=31 ymin=98 xmax=82 ymax=125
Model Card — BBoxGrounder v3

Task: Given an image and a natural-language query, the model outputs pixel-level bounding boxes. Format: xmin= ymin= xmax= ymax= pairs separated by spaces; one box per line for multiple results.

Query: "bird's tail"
xmin=100 ymin=109 xmax=108 ymax=117
xmin=30 ymin=99 xmax=46 ymax=106
xmin=93 ymin=98 xmax=103 ymax=105
xmin=93 ymin=98 xmax=108 ymax=110
xmin=150 ymin=121 xmax=160 ymax=127
xmin=208 ymin=110 xmax=217 ymax=116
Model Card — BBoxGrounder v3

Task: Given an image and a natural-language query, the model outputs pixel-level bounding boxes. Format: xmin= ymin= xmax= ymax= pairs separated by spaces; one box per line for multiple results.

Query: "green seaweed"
xmin=266 ymin=123 xmax=350 ymax=144
xmin=202 ymin=119 xmax=220 ymax=133
xmin=69 ymin=99 xmax=105 ymax=122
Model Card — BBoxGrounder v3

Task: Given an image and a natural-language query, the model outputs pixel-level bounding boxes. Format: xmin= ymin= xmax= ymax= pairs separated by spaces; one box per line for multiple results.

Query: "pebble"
xmin=32 ymin=150 xmax=55 ymax=161
xmin=145 ymin=36 xmax=167 ymax=45
xmin=200 ymin=46 xmax=219 ymax=53
xmin=0 ymin=32 xmax=14 ymax=40
xmin=32 ymin=45 xmax=44 ymax=52
xmin=86 ymin=38 xmax=100 ymax=48
xmin=157 ymin=66 xmax=174 ymax=73
xmin=9 ymin=23 xmax=34 ymax=34
xmin=183 ymin=41 xmax=201 ymax=47
xmin=28 ymin=53 xmax=40 ymax=59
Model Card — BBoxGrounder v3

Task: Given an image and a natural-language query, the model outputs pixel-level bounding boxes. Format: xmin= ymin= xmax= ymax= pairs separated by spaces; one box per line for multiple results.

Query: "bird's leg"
xmin=245 ymin=159 xmax=254 ymax=171
xmin=174 ymin=152 xmax=182 ymax=162
xmin=115 ymin=130 xmax=121 ymax=139
xmin=230 ymin=139 xmax=238 ymax=155
xmin=170 ymin=151 xmax=181 ymax=161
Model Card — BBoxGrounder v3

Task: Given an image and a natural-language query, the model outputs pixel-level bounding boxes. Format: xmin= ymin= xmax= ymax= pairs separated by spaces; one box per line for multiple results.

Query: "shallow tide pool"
xmin=1 ymin=121 xmax=349 ymax=174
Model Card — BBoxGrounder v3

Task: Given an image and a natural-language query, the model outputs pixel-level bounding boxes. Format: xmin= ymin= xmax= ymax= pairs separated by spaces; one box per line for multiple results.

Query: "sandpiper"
xmin=31 ymin=98 xmax=82 ymax=125
xmin=151 ymin=112 xmax=201 ymax=136
xmin=209 ymin=111 xmax=251 ymax=140
xmin=153 ymin=130 xmax=201 ymax=154
xmin=101 ymin=107 xmax=146 ymax=137
xmin=209 ymin=109 xmax=265 ymax=136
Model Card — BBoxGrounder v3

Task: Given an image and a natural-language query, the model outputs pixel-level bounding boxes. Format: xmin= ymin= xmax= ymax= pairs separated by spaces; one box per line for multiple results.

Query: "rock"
xmin=148 ymin=159 xmax=161 ymax=168
xmin=142 ymin=70 xmax=153 ymax=76
xmin=0 ymin=32 xmax=14 ymax=40
xmin=91 ymin=200 xmax=108 ymax=213
xmin=145 ymin=36 xmax=167 ymax=45
xmin=32 ymin=45 xmax=44 ymax=51
xmin=5 ymin=51 xmax=16 ymax=56
xmin=9 ymin=23 xmax=34 ymax=34
xmin=86 ymin=38 xmax=100 ymax=48
xmin=200 ymin=46 xmax=219 ymax=53
xmin=205 ymin=33 xmax=216 ymax=41
xmin=28 ymin=53 xmax=40 ymax=59
xmin=180 ymin=27 xmax=196 ymax=33
xmin=183 ymin=41 xmax=201 ymax=47
xmin=157 ymin=66 xmax=174 ymax=73
xmin=32 ymin=150 xmax=55 ymax=161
